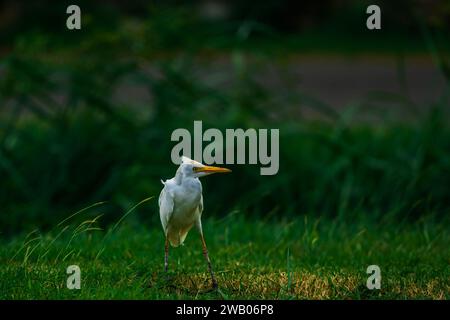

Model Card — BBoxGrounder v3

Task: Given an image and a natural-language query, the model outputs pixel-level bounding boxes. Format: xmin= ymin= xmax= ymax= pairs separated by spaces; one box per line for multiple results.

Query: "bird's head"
xmin=178 ymin=156 xmax=232 ymax=178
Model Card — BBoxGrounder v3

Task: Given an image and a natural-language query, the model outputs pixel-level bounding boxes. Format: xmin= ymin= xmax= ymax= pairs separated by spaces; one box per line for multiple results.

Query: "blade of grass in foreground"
xmin=95 ymin=196 xmax=154 ymax=260
xmin=57 ymin=201 xmax=107 ymax=228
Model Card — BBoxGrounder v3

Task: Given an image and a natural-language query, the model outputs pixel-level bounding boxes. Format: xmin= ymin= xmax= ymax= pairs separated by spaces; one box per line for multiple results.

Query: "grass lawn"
xmin=1 ymin=208 xmax=448 ymax=300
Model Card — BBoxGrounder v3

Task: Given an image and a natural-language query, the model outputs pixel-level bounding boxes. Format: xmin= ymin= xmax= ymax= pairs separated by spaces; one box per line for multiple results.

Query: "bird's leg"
xmin=164 ymin=237 xmax=169 ymax=272
xmin=200 ymin=233 xmax=218 ymax=289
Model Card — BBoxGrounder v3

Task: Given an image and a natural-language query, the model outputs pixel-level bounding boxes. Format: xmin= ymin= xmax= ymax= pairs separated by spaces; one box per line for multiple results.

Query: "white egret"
xmin=159 ymin=156 xmax=231 ymax=288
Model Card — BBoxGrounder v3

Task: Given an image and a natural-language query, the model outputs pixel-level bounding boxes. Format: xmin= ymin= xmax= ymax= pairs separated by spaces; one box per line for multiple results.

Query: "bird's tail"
xmin=167 ymin=228 xmax=189 ymax=247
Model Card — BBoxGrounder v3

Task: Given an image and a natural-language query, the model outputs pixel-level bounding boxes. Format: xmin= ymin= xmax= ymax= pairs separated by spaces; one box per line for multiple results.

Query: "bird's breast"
xmin=170 ymin=179 xmax=202 ymax=226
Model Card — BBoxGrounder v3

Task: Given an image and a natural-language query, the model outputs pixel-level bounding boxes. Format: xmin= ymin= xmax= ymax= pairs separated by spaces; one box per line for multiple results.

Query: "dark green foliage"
xmin=1 ymin=43 xmax=450 ymax=235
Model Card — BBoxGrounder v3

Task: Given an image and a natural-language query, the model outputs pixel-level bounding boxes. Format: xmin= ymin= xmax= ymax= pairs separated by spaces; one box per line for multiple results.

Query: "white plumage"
xmin=159 ymin=161 xmax=203 ymax=246
xmin=158 ymin=156 xmax=231 ymax=288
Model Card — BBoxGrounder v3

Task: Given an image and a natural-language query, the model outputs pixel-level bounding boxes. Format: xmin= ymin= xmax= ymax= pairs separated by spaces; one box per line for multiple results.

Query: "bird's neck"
xmin=174 ymin=171 xmax=201 ymax=189
xmin=174 ymin=170 xmax=183 ymax=185
xmin=174 ymin=170 xmax=198 ymax=185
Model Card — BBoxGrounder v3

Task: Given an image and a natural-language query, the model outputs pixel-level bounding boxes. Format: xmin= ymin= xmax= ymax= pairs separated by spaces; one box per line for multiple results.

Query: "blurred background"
xmin=0 ymin=0 xmax=449 ymax=237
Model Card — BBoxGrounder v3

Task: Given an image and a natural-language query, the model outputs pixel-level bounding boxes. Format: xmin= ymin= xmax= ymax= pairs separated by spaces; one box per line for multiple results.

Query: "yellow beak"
xmin=194 ymin=165 xmax=232 ymax=174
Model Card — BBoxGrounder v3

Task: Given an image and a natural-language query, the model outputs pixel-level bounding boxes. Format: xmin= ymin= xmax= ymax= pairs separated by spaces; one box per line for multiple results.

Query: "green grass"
xmin=1 ymin=209 xmax=448 ymax=300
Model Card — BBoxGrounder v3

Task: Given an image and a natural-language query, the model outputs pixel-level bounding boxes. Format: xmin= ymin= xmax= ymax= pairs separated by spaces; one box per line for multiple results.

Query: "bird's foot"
xmin=199 ymin=279 xmax=219 ymax=293
xmin=200 ymin=282 xmax=227 ymax=299
xmin=164 ymin=272 xmax=175 ymax=283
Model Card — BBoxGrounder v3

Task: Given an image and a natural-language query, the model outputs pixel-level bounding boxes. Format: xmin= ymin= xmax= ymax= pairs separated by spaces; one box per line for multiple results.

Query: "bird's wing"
xmin=159 ymin=184 xmax=174 ymax=234
xmin=194 ymin=194 xmax=204 ymax=234
xmin=198 ymin=194 xmax=203 ymax=215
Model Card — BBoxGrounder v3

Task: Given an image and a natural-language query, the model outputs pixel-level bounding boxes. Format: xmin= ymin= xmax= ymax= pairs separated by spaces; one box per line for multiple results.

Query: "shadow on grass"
xmin=147 ymin=271 xmax=227 ymax=299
